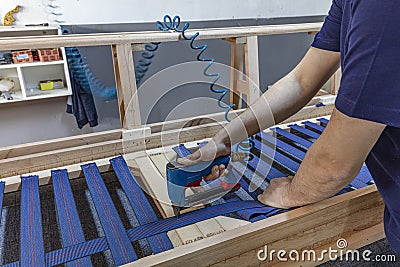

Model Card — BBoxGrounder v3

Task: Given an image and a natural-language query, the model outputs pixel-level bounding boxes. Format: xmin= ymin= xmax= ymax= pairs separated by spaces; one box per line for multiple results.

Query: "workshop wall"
xmin=0 ymin=1 xmax=329 ymax=147
xmin=1 ymin=0 xmax=330 ymax=25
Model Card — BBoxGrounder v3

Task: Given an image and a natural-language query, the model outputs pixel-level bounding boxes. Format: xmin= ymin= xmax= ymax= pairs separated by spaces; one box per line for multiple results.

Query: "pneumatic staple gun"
xmin=166 ymin=150 xmax=241 ymax=216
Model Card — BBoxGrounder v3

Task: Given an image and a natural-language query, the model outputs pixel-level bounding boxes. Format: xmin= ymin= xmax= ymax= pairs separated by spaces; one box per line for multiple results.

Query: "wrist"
xmin=213 ymin=131 xmax=231 ymax=148
xmin=211 ymin=137 xmax=231 ymax=157
xmin=284 ymin=178 xmax=322 ymax=207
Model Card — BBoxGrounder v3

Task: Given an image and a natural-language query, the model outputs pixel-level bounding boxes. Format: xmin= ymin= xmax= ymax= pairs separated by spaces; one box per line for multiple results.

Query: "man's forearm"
xmin=213 ymin=47 xmax=340 ymax=147
xmin=213 ymin=72 xmax=308 ymax=146
xmin=283 ymin=138 xmax=361 ymax=207
xmin=280 ymin=108 xmax=385 ymax=208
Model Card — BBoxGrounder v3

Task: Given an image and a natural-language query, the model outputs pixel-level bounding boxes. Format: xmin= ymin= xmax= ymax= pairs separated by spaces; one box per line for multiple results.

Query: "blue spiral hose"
xmin=156 ymin=15 xmax=254 ymax=155
xmin=63 ymin=37 xmax=117 ymax=101
xmin=156 ymin=15 xmax=235 ymax=122
xmin=47 ymin=0 xmax=64 ymax=24
xmin=135 ymin=42 xmax=161 ymax=85
xmin=47 ymin=0 xmax=118 ymax=101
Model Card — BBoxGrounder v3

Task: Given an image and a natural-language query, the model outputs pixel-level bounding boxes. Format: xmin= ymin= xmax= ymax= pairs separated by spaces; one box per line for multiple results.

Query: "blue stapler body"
xmin=166 ymin=154 xmax=240 ymax=216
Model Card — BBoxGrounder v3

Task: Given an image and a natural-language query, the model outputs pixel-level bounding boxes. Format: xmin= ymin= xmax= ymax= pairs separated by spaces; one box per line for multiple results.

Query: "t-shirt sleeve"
xmin=335 ymin=0 xmax=400 ymax=127
xmin=311 ymin=0 xmax=342 ymax=52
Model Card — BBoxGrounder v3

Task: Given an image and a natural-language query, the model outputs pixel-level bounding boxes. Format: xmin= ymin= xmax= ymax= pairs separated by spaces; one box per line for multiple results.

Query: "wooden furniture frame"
xmin=0 ymin=22 xmax=384 ymax=266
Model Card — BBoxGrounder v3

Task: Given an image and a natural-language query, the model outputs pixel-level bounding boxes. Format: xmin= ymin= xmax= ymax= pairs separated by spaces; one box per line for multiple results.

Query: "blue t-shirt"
xmin=312 ymin=0 xmax=400 ymax=253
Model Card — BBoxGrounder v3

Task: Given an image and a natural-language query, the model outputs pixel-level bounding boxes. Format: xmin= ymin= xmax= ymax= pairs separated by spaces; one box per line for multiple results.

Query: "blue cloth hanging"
xmin=66 ymin=69 xmax=98 ymax=129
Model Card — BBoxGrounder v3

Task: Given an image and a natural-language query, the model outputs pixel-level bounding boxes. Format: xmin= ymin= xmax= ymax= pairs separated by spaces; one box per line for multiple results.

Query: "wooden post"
xmin=226 ymin=36 xmax=261 ymax=109
xmin=112 ymin=43 xmax=142 ymax=129
xmin=244 ymin=36 xmax=261 ymax=105
xmin=330 ymin=67 xmax=342 ymax=95
xmin=228 ymin=38 xmax=245 ymax=109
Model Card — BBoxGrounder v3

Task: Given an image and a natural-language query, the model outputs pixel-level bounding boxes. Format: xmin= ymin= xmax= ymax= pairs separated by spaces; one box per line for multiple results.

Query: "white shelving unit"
xmin=0 ymin=26 xmax=72 ymax=104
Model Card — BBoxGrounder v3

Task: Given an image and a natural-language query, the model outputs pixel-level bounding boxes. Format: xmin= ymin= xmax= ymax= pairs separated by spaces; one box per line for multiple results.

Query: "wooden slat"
xmin=0 ymin=23 xmax=323 ymax=50
xmin=0 ymin=103 xmax=334 ymax=179
xmin=133 ymin=156 xmax=174 ymax=217
xmin=280 ymin=103 xmax=334 ymax=124
xmin=148 ymin=109 xmax=245 ymax=133
xmin=0 ymin=129 xmax=121 ymax=160
xmin=0 ymin=121 xmax=224 ymax=178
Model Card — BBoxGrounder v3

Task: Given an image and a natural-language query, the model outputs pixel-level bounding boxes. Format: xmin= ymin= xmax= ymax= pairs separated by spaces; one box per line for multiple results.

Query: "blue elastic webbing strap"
xmin=258 ymin=132 xmax=356 ymax=193
xmin=172 ymin=144 xmax=191 ymax=158
xmin=197 ymin=141 xmax=208 ymax=148
xmin=20 ymin=176 xmax=45 ymax=267
xmin=317 ymin=118 xmax=330 ymax=125
xmin=272 ymin=128 xmax=313 ymax=149
xmin=302 ymin=121 xmax=325 ymax=132
xmin=52 ymin=170 xmax=93 ymax=267
xmin=253 ymin=138 xmax=300 ymax=174
xmin=273 ymin=126 xmax=372 ymax=190
xmin=257 ymin=132 xmax=305 ymax=161
xmin=357 ymin=165 xmax=373 ymax=184
xmin=81 ymin=163 xmax=137 ymax=266
xmin=231 ymin=168 xmax=258 ymax=200
xmin=110 ymin=156 xmax=173 ymax=254
xmin=237 ymin=206 xmax=283 ymax=221
xmin=289 ymin=124 xmax=320 ymax=139
xmin=125 ymin=201 xmax=265 ymax=240
xmin=247 ymin=154 xmax=285 ymax=181
xmin=0 ymin=182 xmax=4 ymax=221
xmin=1 ymin=262 xmax=19 ymax=267
xmin=0 ymin=182 xmax=4 ymax=249
xmin=46 ymin=238 xmax=107 ymax=266
xmin=350 ymin=165 xmax=373 ymax=189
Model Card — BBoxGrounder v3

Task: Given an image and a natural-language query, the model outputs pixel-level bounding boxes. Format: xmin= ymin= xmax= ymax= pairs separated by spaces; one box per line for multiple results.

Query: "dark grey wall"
xmin=0 ymin=16 xmax=324 ymax=147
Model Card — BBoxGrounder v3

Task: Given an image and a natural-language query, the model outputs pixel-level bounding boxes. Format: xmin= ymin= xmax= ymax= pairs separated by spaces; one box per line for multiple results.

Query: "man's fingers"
xmin=257 ymin=194 xmax=268 ymax=205
xmin=177 ymin=149 xmax=202 ymax=166
xmin=257 ymin=176 xmax=293 ymax=209
xmin=203 ymin=164 xmax=228 ymax=181
xmin=218 ymin=165 xmax=226 ymax=177
xmin=203 ymin=165 xmax=220 ymax=181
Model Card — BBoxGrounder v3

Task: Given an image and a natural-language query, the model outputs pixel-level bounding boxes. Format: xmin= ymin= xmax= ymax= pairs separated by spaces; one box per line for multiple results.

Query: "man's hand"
xmin=176 ymin=139 xmax=231 ymax=181
xmin=258 ymin=177 xmax=295 ymax=209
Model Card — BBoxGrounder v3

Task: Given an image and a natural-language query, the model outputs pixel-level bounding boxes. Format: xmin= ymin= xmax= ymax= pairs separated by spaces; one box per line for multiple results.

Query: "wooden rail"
xmin=0 ymin=22 xmax=322 ymax=50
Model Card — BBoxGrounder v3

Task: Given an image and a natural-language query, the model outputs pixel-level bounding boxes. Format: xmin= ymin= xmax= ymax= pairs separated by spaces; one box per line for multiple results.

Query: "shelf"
xmin=25 ymin=88 xmax=70 ymax=99
xmin=0 ymin=28 xmax=71 ymax=105
xmin=0 ymin=60 xmax=65 ymax=70
xmin=0 ymin=26 xmax=58 ymax=33
xmin=0 ymin=89 xmax=70 ymax=104
xmin=0 ymin=91 xmax=24 ymax=104
xmin=0 ymin=64 xmax=16 ymax=70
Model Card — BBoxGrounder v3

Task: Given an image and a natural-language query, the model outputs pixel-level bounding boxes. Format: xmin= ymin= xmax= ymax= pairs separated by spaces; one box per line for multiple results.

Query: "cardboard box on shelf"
xmin=12 ymin=50 xmax=33 ymax=64
xmin=37 ymin=48 xmax=61 ymax=62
